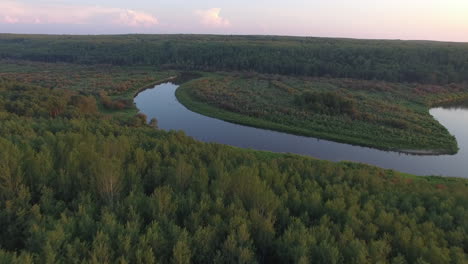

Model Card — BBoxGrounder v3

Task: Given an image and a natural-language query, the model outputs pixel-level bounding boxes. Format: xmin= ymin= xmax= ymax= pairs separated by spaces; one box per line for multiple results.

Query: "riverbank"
xmin=98 ymin=74 xmax=178 ymax=120
xmin=175 ymin=77 xmax=458 ymax=155
xmin=132 ymin=76 xmax=178 ymax=98
xmin=136 ymin=81 xmax=467 ymax=177
xmin=233 ymin=144 xmax=468 ymax=184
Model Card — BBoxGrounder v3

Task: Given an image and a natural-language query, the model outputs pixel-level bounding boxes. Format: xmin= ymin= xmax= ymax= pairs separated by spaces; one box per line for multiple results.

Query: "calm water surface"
xmin=135 ymin=83 xmax=468 ymax=178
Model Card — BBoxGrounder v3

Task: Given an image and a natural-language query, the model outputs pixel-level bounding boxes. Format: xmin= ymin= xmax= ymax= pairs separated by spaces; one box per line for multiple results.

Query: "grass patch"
xmin=176 ymin=73 xmax=464 ymax=154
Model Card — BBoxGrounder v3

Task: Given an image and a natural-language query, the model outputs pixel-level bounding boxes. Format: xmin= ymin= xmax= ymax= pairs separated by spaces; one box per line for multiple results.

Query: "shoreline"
xmin=132 ymin=76 xmax=178 ymax=99
xmin=175 ymin=82 xmax=457 ymax=156
xmin=395 ymin=149 xmax=453 ymax=156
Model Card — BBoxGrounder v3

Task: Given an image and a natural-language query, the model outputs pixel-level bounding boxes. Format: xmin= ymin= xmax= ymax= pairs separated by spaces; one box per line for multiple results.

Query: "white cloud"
xmin=114 ymin=9 xmax=158 ymax=27
xmin=0 ymin=1 xmax=158 ymax=27
xmin=195 ymin=8 xmax=230 ymax=28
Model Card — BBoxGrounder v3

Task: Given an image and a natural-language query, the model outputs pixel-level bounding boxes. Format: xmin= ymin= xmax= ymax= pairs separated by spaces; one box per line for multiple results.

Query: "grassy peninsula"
xmin=176 ymin=73 xmax=468 ymax=154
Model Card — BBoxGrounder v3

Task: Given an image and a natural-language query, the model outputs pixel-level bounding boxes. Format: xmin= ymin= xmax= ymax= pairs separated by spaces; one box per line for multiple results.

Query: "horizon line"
xmin=1 ymin=32 xmax=467 ymax=44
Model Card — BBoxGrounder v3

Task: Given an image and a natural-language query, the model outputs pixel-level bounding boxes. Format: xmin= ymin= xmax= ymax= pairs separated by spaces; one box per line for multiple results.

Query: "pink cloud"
xmin=4 ymin=16 xmax=19 ymax=24
xmin=115 ymin=10 xmax=158 ymax=27
xmin=0 ymin=1 xmax=158 ymax=27
xmin=195 ymin=8 xmax=230 ymax=28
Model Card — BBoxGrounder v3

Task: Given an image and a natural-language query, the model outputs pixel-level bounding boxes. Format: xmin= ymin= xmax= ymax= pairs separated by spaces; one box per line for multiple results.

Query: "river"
xmin=134 ymin=82 xmax=468 ymax=178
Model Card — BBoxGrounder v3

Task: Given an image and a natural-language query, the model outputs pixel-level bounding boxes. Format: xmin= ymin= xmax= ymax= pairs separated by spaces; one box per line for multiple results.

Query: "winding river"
xmin=135 ymin=83 xmax=468 ymax=178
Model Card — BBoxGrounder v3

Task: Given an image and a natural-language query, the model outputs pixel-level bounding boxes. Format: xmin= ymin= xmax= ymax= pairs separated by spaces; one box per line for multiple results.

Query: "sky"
xmin=0 ymin=0 xmax=467 ymax=42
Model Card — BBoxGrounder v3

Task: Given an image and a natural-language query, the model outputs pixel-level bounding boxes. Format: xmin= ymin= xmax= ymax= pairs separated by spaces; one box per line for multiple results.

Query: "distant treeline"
xmin=1 ymin=34 xmax=468 ymax=84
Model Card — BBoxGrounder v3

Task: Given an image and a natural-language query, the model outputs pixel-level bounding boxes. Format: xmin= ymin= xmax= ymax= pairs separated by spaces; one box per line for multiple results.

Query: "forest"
xmin=0 ymin=39 xmax=467 ymax=263
xmin=176 ymin=73 xmax=467 ymax=153
xmin=1 ymin=34 xmax=468 ymax=84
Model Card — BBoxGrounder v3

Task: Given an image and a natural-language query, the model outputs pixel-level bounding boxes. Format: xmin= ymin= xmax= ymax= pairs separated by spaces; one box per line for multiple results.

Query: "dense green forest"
xmin=0 ymin=59 xmax=467 ymax=263
xmin=1 ymin=34 xmax=468 ymax=84
xmin=176 ymin=73 xmax=466 ymax=153
xmin=0 ymin=37 xmax=468 ymax=263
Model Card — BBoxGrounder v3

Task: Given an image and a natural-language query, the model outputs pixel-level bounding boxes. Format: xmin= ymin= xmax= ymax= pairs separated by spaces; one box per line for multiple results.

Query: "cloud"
xmin=0 ymin=1 xmax=158 ymax=27
xmin=195 ymin=8 xmax=230 ymax=28
xmin=115 ymin=9 xmax=158 ymax=27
